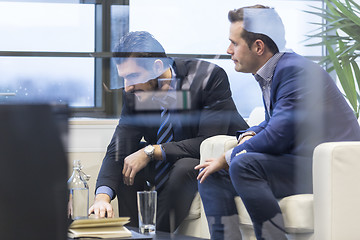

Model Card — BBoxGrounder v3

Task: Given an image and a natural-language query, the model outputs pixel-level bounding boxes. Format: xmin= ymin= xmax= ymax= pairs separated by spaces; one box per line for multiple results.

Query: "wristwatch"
xmin=144 ymin=145 xmax=155 ymax=160
xmin=238 ymin=131 xmax=256 ymax=143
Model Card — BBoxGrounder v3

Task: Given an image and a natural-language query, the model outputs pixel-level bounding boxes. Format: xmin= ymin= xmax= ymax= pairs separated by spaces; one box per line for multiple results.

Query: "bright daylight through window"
xmin=0 ymin=0 xmax=323 ymax=117
xmin=0 ymin=2 xmax=95 ymax=107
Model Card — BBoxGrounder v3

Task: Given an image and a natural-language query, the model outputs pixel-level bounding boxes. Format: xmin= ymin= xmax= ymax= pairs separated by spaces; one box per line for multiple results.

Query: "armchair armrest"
xmin=313 ymin=141 xmax=360 ymax=240
xmin=200 ymin=135 xmax=237 ymax=164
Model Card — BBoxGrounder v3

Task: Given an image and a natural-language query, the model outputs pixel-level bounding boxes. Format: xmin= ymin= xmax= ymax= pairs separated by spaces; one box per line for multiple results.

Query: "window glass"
xmin=0 ymin=1 xmax=326 ymax=116
xmin=0 ymin=2 xmax=95 ymax=52
xmin=0 ymin=2 xmax=95 ymax=108
xmin=129 ymin=0 xmax=323 ymax=56
xmin=205 ymin=59 xmax=263 ymax=116
xmin=0 ymin=57 xmax=94 ymax=107
xmin=110 ymin=4 xmax=129 ymax=90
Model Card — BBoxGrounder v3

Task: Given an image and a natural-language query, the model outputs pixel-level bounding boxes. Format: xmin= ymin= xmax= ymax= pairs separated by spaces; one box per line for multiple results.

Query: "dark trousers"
xmin=199 ymin=152 xmax=313 ymax=240
xmin=117 ymin=157 xmax=199 ymax=232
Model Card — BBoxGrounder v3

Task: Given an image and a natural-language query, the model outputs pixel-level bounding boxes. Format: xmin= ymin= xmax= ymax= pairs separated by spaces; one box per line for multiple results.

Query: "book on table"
xmin=68 ymin=217 xmax=132 ymax=239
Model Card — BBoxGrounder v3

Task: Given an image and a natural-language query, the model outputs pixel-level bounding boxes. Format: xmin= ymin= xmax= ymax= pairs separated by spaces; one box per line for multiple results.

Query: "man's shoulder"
xmin=277 ymin=52 xmax=306 ymax=66
xmin=173 ymin=58 xmax=224 ymax=82
xmin=174 ymin=57 xmax=222 ymax=69
xmin=273 ymin=52 xmax=319 ymax=79
xmin=276 ymin=52 xmax=316 ymax=70
xmin=178 ymin=57 xmax=224 ymax=74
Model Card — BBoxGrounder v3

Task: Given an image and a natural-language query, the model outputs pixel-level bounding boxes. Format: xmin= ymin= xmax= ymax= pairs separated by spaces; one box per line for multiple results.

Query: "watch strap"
xmin=237 ymin=131 xmax=256 ymax=143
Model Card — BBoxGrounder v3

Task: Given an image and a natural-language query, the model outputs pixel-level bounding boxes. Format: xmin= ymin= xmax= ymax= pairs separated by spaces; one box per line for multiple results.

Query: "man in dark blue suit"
xmin=196 ymin=5 xmax=360 ymax=240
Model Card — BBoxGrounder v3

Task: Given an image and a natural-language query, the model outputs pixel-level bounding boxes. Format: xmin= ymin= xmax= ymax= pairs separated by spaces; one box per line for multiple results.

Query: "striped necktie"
xmin=155 ymin=107 xmax=174 ymax=191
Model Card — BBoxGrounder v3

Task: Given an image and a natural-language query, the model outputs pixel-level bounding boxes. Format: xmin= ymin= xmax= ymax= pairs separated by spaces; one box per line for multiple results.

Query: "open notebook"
xmin=68 ymin=217 xmax=132 ymax=239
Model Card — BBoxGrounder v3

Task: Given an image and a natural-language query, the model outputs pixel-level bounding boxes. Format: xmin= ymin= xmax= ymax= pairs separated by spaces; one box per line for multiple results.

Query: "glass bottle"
xmin=68 ymin=159 xmax=89 ymax=220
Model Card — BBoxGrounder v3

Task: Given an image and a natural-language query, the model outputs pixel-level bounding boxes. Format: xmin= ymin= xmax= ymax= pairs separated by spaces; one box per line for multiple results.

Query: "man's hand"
xmin=195 ymin=154 xmax=228 ymax=183
xmin=88 ymin=193 xmax=114 ymax=218
xmin=238 ymin=135 xmax=254 ymax=145
xmin=122 ymin=148 xmax=151 ymax=186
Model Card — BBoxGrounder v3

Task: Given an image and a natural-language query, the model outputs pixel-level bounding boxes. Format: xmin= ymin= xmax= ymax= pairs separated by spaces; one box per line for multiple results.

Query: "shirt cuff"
xmin=96 ymin=186 xmax=114 ymax=199
xmin=225 ymin=148 xmax=233 ymax=166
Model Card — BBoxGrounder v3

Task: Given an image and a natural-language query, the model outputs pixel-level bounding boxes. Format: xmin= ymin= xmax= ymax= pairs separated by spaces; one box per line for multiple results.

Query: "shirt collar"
xmin=255 ymin=52 xmax=284 ymax=83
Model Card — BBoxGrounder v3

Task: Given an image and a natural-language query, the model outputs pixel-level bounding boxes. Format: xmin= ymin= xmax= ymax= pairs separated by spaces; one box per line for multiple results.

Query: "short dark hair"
xmin=228 ymin=5 xmax=279 ymax=54
xmin=113 ymin=31 xmax=172 ymax=69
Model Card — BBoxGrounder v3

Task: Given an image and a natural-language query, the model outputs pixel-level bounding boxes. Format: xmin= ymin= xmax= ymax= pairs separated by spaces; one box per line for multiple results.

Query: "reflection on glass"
xmin=110 ymin=5 xmax=129 ymax=90
xmin=0 ymin=2 xmax=94 ymax=52
xmin=0 ymin=57 xmax=94 ymax=107
xmin=129 ymin=0 xmax=323 ymax=56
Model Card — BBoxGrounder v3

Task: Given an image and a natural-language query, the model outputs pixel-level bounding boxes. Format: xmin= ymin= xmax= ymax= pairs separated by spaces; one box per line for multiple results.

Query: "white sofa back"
xmin=313 ymin=142 xmax=360 ymax=240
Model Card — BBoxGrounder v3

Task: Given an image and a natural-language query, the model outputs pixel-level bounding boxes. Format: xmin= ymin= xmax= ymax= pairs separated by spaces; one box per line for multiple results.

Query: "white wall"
xmin=67 ymin=118 xmax=118 ymax=152
xmin=67 ymin=118 xmax=119 ymax=215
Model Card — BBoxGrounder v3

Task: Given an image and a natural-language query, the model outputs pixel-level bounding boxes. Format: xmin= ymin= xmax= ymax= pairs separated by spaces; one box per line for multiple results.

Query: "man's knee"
xmin=170 ymin=157 xmax=199 ymax=180
xmin=173 ymin=157 xmax=199 ymax=168
xmin=229 ymin=153 xmax=266 ymax=187
xmin=164 ymin=158 xmax=199 ymax=196
xmin=198 ymin=171 xmax=217 ymax=195
xmin=229 ymin=153 xmax=255 ymax=176
xmin=198 ymin=170 xmax=237 ymax=205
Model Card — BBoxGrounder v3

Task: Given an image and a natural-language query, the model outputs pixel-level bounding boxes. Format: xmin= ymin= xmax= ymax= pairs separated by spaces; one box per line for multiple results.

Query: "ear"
xmin=153 ymin=59 xmax=164 ymax=75
xmin=253 ymin=39 xmax=265 ymax=56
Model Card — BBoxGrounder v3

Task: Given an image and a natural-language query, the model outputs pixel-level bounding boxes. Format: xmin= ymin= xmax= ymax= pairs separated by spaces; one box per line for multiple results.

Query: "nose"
xmin=227 ymin=44 xmax=233 ymax=55
xmin=125 ymin=84 xmax=135 ymax=93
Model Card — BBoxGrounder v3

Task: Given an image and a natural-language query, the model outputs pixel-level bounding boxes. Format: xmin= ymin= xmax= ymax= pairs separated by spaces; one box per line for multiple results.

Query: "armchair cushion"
xmin=279 ymin=194 xmax=313 ymax=233
xmin=235 ymin=194 xmax=314 ymax=234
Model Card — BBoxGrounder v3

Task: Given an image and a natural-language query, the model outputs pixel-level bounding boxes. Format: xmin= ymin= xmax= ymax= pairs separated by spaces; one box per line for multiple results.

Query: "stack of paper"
xmin=68 ymin=217 xmax=132 ymax=239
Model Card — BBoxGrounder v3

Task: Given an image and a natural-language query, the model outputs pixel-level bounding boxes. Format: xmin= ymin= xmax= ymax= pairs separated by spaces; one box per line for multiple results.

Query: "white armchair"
xmin=200 ymin=135 xmax=314 ymax=240
xmin=199 ymin=136 xmax=360 ymax=240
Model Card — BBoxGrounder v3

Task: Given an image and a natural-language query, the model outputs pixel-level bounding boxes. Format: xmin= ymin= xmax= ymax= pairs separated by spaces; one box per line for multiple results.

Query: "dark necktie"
xmin=155 ymin=107 xmax=174 ymax=191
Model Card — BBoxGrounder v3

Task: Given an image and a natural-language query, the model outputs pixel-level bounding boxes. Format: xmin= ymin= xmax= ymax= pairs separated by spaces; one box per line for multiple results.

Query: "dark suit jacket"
xmin=97 ymin=58 xmax=248 ymax=194
xmin=232 ymin=52 xmax=360 ymax=159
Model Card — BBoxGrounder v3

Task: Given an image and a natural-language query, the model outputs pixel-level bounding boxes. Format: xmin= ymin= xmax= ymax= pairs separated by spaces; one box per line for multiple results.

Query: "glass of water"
xmin=137 ymin=191 xmax=157 ymax=234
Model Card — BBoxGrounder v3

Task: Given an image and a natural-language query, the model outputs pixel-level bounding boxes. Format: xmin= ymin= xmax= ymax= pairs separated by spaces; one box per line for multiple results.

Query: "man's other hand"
xmin=122 ymin=148 xmax=151 ymax=186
